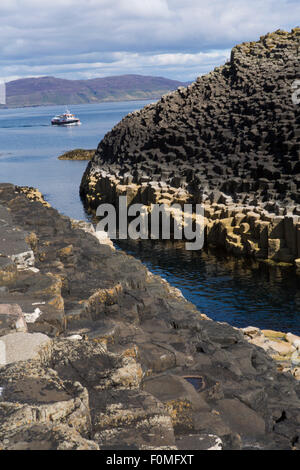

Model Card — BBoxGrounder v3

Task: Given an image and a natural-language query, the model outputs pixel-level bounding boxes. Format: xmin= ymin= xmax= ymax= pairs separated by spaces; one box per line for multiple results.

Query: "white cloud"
xmin=0 ymin=0 xmax=298 ymax=81
xmin=1 ymin=49 xmax=231 ymax=82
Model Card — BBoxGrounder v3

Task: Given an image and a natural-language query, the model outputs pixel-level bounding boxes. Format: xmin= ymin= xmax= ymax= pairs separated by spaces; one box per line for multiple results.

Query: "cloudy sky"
xmin=0 ymin=0 xmax=299 ymax=83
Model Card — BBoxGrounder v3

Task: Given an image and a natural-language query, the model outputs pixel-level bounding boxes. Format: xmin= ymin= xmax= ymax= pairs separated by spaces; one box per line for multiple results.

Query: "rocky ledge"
xmin=0 ymin=183 xmax=299 ymax=450
xmin=80 ymin=28 xmax=300 ymax=265
xmin=58 ymin=149 xmax=96 ymax=161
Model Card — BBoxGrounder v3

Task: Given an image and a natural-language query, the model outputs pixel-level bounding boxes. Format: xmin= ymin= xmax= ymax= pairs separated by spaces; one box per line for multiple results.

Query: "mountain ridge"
xmin=1 ymin=74 xmax=188 ymax=108
xmin=80 ymin=28 xmax=300 ymax=265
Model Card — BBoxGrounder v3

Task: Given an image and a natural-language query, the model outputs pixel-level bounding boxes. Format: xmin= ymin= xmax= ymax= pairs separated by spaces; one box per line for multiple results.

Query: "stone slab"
xmin=0 ymin=332 xmax=51 ymax=365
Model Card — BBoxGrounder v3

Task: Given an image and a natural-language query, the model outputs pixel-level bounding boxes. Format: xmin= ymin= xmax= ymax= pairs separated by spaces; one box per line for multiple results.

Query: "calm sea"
xmin=0 ymin=102 xmax=299 ymax=334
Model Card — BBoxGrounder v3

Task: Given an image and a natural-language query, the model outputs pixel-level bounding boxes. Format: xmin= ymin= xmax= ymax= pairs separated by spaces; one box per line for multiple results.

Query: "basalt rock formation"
xmin=0 ymin=183 xmax=300 ymax=450
xmin=81 ymin=28 xmax=300 ymax=264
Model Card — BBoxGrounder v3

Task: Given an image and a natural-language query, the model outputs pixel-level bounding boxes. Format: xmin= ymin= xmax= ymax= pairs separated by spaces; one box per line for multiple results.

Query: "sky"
xmin=0 ymin=0 xmax=299 ymax=83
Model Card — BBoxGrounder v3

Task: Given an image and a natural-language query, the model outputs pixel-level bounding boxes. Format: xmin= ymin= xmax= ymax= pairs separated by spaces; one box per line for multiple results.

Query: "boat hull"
xmin=51 ymin=120 xmax=81 ymax=126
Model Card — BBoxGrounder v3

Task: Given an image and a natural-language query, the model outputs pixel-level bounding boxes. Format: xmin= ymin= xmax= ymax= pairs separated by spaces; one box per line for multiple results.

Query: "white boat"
xmin=51 ymin=109 xmax=81 ymax=126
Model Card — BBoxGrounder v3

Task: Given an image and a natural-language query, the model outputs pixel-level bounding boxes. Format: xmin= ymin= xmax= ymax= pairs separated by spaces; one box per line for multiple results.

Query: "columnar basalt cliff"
xmin=0 ymin=184 xmax=300 ymax=450
xmin=81 ymin=28 xmax=300 ymax=264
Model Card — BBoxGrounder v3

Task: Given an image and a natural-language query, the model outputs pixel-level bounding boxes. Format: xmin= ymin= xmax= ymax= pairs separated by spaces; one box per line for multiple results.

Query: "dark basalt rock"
xmin=0 ymin=183 xmax=299 ymax=450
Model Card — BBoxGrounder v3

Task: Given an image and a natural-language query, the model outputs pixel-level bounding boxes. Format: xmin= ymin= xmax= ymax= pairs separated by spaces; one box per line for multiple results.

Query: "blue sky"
xmin=0 ymin=0 xmax=299 ymax=82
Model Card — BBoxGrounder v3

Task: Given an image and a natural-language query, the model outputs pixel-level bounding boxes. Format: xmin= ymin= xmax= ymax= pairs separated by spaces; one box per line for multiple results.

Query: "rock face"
xmin=0 ymin=183 xmax=300 ymax=450
xmin=80 ymin=28 xmax=300 ymax=264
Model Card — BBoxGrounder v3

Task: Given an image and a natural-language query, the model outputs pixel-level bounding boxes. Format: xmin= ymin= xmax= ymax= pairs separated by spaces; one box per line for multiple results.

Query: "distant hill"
xmin=2 ymin=75 xmax=188 ymax=108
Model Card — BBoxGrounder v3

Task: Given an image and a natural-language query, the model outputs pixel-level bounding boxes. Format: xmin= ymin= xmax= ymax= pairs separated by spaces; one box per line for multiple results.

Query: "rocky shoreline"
xmin=0 ymin=183 xmax=300 ymax=450
xmin=80 ymin=28 xmax=300 ymax=265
